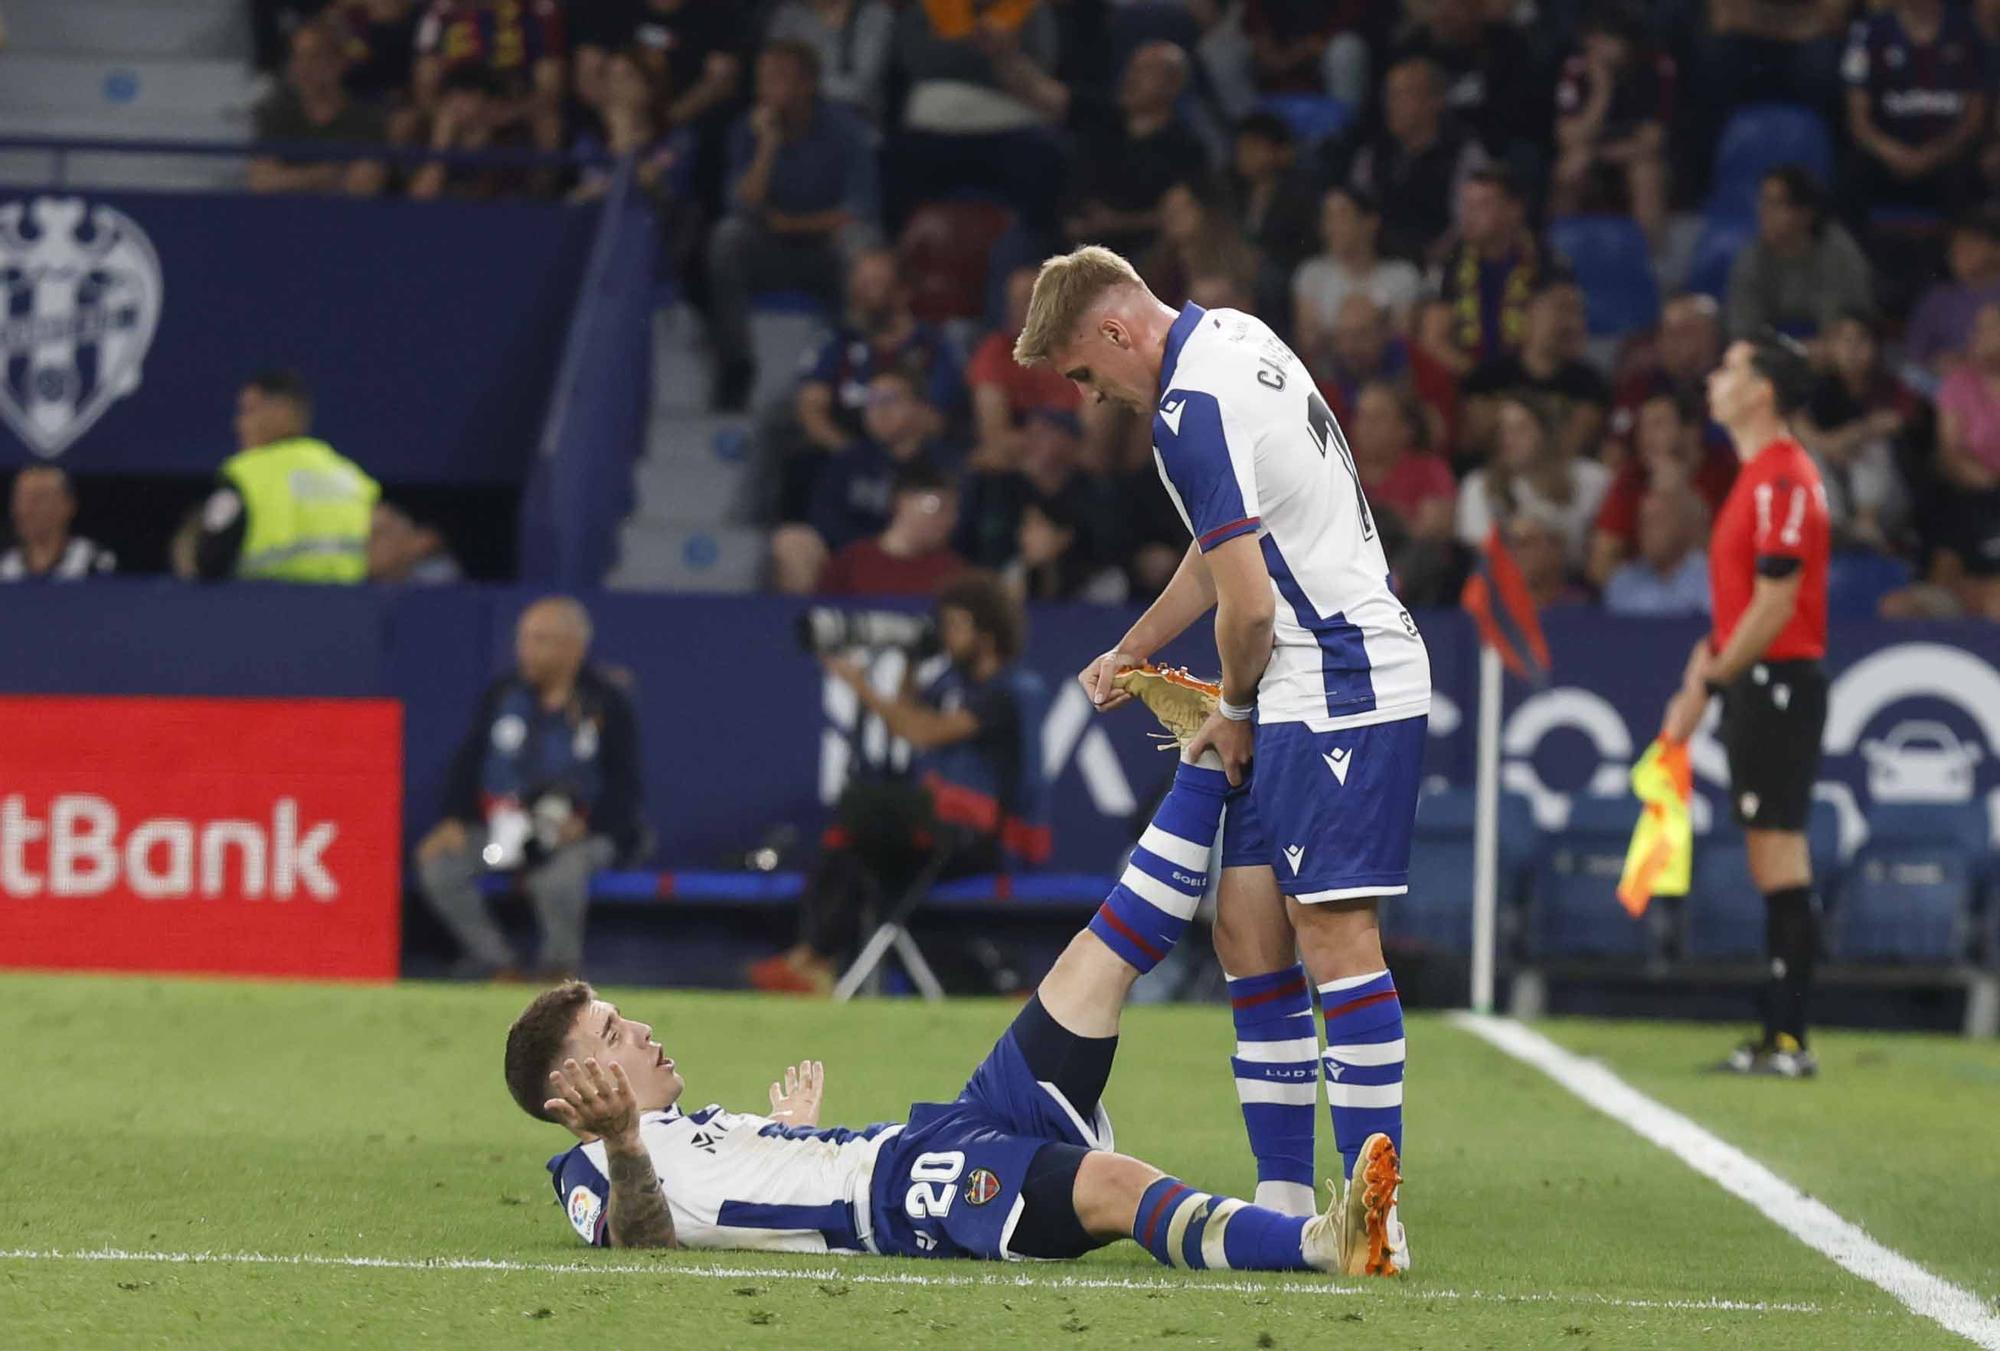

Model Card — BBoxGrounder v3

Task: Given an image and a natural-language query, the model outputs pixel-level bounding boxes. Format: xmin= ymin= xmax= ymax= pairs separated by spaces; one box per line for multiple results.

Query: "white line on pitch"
xmin=1451 ymin=1013 xmax=2000 ymax=1350
xmin=0 ymin=1246 xmax=1828 ymax=1315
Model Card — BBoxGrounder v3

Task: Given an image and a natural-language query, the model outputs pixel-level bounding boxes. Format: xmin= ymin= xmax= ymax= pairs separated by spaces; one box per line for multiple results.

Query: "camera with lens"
xmin=795 ymin=606 xmax=941 ymax=660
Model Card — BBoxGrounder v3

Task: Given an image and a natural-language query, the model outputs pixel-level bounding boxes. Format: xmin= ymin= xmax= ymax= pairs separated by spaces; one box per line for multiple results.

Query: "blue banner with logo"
xmin=0 ymin=585 xmax=1994 ymax=870
xmin=0 ymin=191 xmax=595 ymax=482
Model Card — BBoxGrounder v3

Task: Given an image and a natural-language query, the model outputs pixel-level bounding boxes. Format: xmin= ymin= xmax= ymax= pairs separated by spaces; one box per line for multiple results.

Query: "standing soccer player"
xmin=1013 ymin=247 xmax=1427 ymax=1274
xmin=1661 ymin=335 xmax=1829 ymax=1077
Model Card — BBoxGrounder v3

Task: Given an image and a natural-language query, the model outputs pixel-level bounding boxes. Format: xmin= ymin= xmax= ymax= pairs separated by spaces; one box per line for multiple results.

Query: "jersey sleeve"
xmin=550 ymin=1147 xmax=611 ymax=1247
xmin=1752 ymin=472 xmax=1813 ymax=577
xmin=1155 ymin=388 xmax=1261 ymax=552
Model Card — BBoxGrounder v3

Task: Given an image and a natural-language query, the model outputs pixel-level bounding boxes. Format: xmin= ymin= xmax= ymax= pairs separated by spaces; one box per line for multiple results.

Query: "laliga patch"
xmin=962 ymin=1168 xmax=1002 ymax=1207
xmin=567 ymin=1184 xmax=604 ymax=1241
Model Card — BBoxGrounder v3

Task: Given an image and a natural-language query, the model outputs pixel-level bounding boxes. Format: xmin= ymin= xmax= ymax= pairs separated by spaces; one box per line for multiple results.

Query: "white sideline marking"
xmin=0 ymin=1246 xmax=1827 ymax=1315
xmin=1451 ymin=1013 xmax=2000 ymax=1350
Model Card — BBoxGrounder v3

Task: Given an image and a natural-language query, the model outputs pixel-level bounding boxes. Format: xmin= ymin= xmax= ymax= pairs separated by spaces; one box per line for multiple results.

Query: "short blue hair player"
xmin=1015 ymin=245 xmax=1428 ymax=1274
xmin=505 ymin=749 xmax=1399 ymax=1274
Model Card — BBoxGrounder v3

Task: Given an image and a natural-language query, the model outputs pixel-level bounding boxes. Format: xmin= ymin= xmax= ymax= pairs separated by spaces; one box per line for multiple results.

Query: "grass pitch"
xmin=1 ymin=973 xmax=1995 ymax=1349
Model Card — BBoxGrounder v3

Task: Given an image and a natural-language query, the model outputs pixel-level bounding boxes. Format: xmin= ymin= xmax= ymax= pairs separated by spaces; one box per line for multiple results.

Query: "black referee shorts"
xmin=1717 ymin=659 xmax=1828 ymax=832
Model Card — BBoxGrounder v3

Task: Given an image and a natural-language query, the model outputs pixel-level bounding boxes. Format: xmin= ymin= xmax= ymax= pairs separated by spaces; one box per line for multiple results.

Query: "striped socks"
xmin=1226 ymin=964 xmax=1319 ymax=1216
xmin=1131 ymin=1175 xmax=1311 ymax=1271
xmin=1088 ymin=759 xmax=1227 ymax=975
xmin=1319 ymin=970 xmax=1405 ymax=1178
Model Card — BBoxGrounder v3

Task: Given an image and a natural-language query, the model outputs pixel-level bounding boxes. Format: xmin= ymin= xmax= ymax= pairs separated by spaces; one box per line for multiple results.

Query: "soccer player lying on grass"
xmin=505 ymin=750 xmax=1402 ymax=1276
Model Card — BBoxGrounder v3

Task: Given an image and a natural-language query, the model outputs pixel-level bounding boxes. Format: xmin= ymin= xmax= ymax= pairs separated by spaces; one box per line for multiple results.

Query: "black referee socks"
xmin=1761 ymin=886 xmax=1819 ymax=1047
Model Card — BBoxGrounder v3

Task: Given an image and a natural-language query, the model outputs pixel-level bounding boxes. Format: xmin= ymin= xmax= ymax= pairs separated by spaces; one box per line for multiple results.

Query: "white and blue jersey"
xmin=1150 ymin=302 xmax=1430 ymax=900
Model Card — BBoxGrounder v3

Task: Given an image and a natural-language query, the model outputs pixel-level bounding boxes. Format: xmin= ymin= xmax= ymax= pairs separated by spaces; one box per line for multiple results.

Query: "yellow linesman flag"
xmin=1618 ymin=738 xmax=1692 ymax=917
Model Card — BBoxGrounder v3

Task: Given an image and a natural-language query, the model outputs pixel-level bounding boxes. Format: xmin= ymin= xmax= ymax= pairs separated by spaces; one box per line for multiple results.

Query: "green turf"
xmin=0 ymin=974 xmax=1982 ymax=1349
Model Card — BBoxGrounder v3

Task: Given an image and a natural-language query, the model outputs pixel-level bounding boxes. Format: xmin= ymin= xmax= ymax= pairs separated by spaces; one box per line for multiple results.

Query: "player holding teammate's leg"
xmin=1014 ymin=247 xmax=1428 ymax=1274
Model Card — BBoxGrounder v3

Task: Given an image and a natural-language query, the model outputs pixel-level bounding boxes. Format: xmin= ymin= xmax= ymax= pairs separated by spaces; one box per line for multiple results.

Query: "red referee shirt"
xmin=1709 ymin=438 xmax=1831 ymax=661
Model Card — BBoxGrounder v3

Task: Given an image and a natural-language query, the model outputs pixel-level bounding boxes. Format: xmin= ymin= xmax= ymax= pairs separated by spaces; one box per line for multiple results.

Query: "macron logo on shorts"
xmin=1322 ymin=747 xmax=1353 ymax=785
xmin=1282 ymin=844 xmax=1306 ymax=874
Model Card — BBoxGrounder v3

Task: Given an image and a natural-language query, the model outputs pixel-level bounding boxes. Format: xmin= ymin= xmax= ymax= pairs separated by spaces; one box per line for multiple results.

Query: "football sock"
xmin=1762 ymin=885 xmax=1817 ymax=1048
xmin=1132 ymin=1175 xmax=1311 ymax=1271
xmin=1226 ymin=964 xmax=1319 ymax=1215
xmin=1088 ymin=759 xmax=1226 ymax=975
xmin=1320 ymin=970 xmax=1405 ymax=1179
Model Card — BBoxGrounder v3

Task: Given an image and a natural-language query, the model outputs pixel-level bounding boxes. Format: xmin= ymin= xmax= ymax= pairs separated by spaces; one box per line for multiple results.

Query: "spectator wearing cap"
xmin=1602 ymin=486 xmax=1712 ymax=617
xmin=1589 ymin=391 xmax=1739 ymax=587
xmin=966 ymin=266 xmax=1082 ymax=472
xmin=1456 ymin=396 xmax=1611 ymax=572
xmin=1346 ymin=57 xmax=1489 ymax=265
xmin=1308 ymin=293 xmax=1459 ymax=452
xmin=818 ymin=463 xmax=967 ymax=597
xmin=248 ymin=21 xmax=388 ymax=197
xmin=1228 ymin=113 xmax=1322 ymax=315
xmin=1293 ymin=185 xmax=1425 ymax=348
xmin=1139 ymin=182 xmax=1260 ymax=312
xmin=1725 ymin=166 xmax=1874 ymax=342
xmin=1607 ymin=293 xmax=1724 ymax=450
xmin=1841 ymin=0 xmax=1991 ymax=224
xmin=0 ymin=467 xmax=116 ymax=582
xmin=957 ymin=406 xmax=1121 ymax=577
xmin=1799 ymin=312 xmax=1916 ymax=552
xmin=1551 ymin=5 xmax=1673 ymax=246
xmin=1905 ymin=208 xmax=2000 ymax=374
xmin=774 ymin=368 xmax=952 ymax=595
xmin=706 ymin=39 xmax=879 ymax=410
xmin=1349 ymin=381 xmax=1459 ymax=606
xmin=1386 ymin=0 xmax=1544 ymax=165
xmin=1461 ymin=280 xmax=1608 ymax=467
xmin=1423 ymin=167 xmax=1554 ymax=371
xmin=763 ymin=0 xmax=895 ymax=124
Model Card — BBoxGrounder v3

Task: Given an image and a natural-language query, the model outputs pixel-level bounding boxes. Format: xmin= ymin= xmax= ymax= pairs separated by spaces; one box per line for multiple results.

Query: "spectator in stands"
xmin=1725 ymin=166 xmax=1874 ymax=342
xmin=1905 ymin=208 xmax=2000 ymax=373
xmin=1551 ymin=5 xmax=1672 ymax=246
xmin=1228 ymin=113 xmax=1322 ymax=316
xmin=366 ymin=502 xmax=463 ymax=585
xmin=755 ymin=571 xmax=1039 ymax=994
xmin=1387 ymin=0 xmax=1544 ymax=165
xmin=411 ymin=0 xmax=567 ymax=183
xmin=0 ymin=467 xmax=116 ymax=582
xmin=706 ymin=40 xmax=879 ymax=410
xmin=1139 ymin=181 xmax=1259 ymax=311
xmin=958 ymin=405 xmax=1122 ymax=578
xmin=324 ymin=0 xmax=421 ymax=120
xmin=1603 ymin=486 xmax=1712 ymax=616
xmin=1691 ymin=0 xmax=1850 ymax=183
xmin=773 ymin=368 xmax=949 ymax=595
xmin=572 ymin=0 xmax=750 ymax=135
xmin=1347 ymin=57 xmax=1488 ymax=265
xmin=1840 ymin=0 xmax=1991 ymax=224
xmin=763 ymin=0 xmax=894 ymax=123
xmin=819 ymin=462 xmax=967 ymax=597
xmin=194 ymin=371 xmax=379 ymax=584
xmin=1799 ymin=312 xmax=1915 ymax=552
xmin=966 ymin=265 xmax=1082 ymax=472
xmin=1922 ymin=301 xmax=2000 ymax=614
xmin=1294 ymin=185 xmax=1425 ymax=350
xmin=1462 ymin=280 xmax=1608 ymax=466
xmin=1349 ymin=380 xmax=1459 ymax=606
xmin=247 ymin=21 xmax=389 ymax=197
xmin=1005 ymin=493 xmax=1130 ymax=603
xmin=417 ymin=596 xmax=643 ymax=981
xmin=1309 ymin=293 xmax=1459 ymax=450
xmin=1589 ymin=391 xmax=1739 ymax=586
xmin=567 ymin=47 xmax=692 ymax=205
xmin=1504 ymin=503 xmax=1592 ymax=608
xmin=1242 ymin=0 xmax=1373 ymax=102
xmin=1425 ymin=168 xmax=1555 ymax=371
xmin=1456 ymin=395 xmax=1612 ymax=570
xmin=1608 ymin=292 xmax=1724 ymax=448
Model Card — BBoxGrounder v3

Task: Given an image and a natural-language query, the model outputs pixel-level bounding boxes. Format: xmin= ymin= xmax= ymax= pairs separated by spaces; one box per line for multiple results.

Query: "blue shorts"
xmin=868 ymin=1006 xmax=1113 ymax=1261
xmin=1220 ymin=715 xmax=1426 ymax=901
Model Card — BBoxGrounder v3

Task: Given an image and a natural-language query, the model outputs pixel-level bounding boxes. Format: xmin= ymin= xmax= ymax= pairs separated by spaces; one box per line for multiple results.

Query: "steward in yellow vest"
xmin=194 ymin=371 xmax=378 ymax=583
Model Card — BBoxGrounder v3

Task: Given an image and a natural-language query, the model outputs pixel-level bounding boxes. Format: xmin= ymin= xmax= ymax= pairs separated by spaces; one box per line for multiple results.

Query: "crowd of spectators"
xmin=233 ymin=0 xmax=2000 ymax=621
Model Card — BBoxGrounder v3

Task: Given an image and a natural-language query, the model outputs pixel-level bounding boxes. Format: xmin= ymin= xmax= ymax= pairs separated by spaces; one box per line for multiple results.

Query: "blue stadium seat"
xmin=1827 ymin=552 xmax=1915 ymax=618
xmin=1684 ymin=215 xmax=1756 ymax=299
xmin=1827 ymin=804 xmax=1986 ymax=964
xmin=1254 ymin=94 xmax=1354 ymax=149
xmin=1547 ymin=216 xmax=1659 ymax=337
xmin=1682 ymin=802 xmax=1842 ymax=960
xmin=1524 ymin=796 xmax=1657 ymax=961
xmin=1386 ymin=787 xmax=1539 ymax=953
xmin=1710 ymin=103 xmax=1834 ymax=221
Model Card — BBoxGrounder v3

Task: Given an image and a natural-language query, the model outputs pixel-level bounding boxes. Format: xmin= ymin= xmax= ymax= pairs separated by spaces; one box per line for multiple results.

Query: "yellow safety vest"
xmin=220 ymin=438 xmax=379 ymax=584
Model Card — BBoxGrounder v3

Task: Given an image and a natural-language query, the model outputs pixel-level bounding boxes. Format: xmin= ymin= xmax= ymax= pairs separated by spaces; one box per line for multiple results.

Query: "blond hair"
xmin=1012 ymin=246 xmax=1148 ymax=368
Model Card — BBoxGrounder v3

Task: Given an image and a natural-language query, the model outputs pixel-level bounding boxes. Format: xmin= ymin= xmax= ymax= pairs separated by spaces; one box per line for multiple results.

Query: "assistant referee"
xmin=1660 ymin=334 xmax=1829 ymax=1079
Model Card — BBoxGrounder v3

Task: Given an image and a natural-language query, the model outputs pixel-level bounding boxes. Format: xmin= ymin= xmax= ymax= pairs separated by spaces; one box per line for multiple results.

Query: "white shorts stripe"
xmin=1234 ymin=1078 xmax=1319 ymax=1106
xmin=1295 ymin=883 xmax=1408 ymax=903
xmin=1118 ymin=863 xmax=1200 ymax=919
xmin=1324 ymin=1080 xmax=1404 ymax=1109
xmin=1233 ymin=1036 xmax=1320 ymax=1064
xmin=1324 ymin=1038 xmax=1405 ymax=1067
xmin=1138 ymin=823 xmax=1212 ymax=871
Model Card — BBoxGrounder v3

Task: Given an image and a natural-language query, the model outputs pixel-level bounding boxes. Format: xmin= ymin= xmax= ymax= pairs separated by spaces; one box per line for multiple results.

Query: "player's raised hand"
xmin=545 ymin=1057 xmax=640 ymax=1144
xmin=1080 ymin=649 xmax=1140 ymax=711
xmin=767 ymin=1060 xmax=824 ymax=1127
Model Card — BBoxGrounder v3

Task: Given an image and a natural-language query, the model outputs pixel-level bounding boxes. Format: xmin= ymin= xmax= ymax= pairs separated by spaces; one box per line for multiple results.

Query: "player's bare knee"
xmin=1289 ymin=897 xmax=1385 ymax=979
xmin=1037 ymin=931 xmax=1135 ymax=1039
xmin=1213 ymin=868 xmax=1294 ymax=974
xmin=1070 ymin=1151 xmax=1163 ymax=1237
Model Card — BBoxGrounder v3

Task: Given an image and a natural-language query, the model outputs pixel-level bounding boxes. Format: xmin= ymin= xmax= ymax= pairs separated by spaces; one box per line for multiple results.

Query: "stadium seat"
xmin=1547 ymin=216 xmax=1660 ymax=337
xmin=1254 ymin=94 xmax=1354 ymax=149
xmin=1684 ymin=215 xmax=1756 ymax=299
xmin=1523 ymin=796 xmax=1658 ymax=961
xmin=1827 ymin=552 xmax=1916 ymax=618
xmin=1827 ymin=804 xmax=1987 ymax=964
xmin=1681 ymin=802 xmax=1842 ymax=961
xmin=1709 ymin=103 xmax=1834 ymax=222
xmin=1386 ymin=786 xmax=1539 ymax=953
xmin=898 ymin=200 xmax=1018 ymax=324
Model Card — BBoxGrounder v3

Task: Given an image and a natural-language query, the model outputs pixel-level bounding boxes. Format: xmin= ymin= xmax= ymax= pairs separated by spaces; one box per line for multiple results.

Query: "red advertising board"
xmin=0 ymin=696 xmax=403 ymax=980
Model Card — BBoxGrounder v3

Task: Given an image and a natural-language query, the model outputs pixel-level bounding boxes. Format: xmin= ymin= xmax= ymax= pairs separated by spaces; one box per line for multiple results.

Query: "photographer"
xmin=750 ymin=572 xmax=1048 ymax=995
xmin=416 ymin=597 xmax=643 ymax=981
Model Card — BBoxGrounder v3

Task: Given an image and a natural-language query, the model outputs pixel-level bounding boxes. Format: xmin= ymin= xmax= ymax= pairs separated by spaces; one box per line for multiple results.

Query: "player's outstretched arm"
xmin=546 ymin=1058 xmax=679 ymax=1249
xmin=766 ymin=1060 xmax=825 ymax=1128
xmin=1080 ymin=545 xmax=1218 ymax=710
